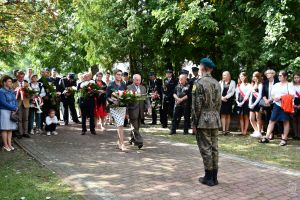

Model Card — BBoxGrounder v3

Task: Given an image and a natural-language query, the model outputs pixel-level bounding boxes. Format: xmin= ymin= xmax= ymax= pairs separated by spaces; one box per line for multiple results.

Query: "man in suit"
xmin=13 ymin=71 xmax=31 ymax=138
xmin=58 ymin=73 xmax=80 ymax=125
xmin=161 ymin=69 xmax=177 ymax=128
xmin=122 ymin=72 xmax=133 ymax=86
xmin=127 ymin=74 xmax=150 ymax=149
xmin=148 ymin=72 xmax=163 ymax=125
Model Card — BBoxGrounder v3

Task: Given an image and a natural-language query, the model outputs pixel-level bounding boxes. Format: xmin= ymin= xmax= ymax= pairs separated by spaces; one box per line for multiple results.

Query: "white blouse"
xmin=219 ymin=80 xmax=236 ymax=99
xmin=249 ymin=83 xmax=263 ymax=108
xmin=271 ymin=82 xmax=295 ymax=106
xmin=294 ymin=84 xmax=300 ymax=99
xmin=235 ymin=83 xmax=251 ymax=105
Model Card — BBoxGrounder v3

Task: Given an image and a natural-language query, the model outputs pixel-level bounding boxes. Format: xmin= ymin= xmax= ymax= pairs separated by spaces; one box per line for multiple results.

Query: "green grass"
xmin=142 ymin=127 xmax=300 ymax=171
xmin=0 ymin=148 xmax=82 ymax=200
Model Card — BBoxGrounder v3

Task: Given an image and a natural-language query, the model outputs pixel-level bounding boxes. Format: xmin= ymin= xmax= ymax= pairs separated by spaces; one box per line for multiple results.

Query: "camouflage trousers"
xmin=196 ymin=128 xmax=219 ymax=170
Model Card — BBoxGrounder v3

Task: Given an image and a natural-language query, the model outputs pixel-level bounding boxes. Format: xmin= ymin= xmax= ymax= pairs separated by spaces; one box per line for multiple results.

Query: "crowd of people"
xmin=0 ymin=64 xmax=300 ymax=153
xmin=1 ymin=58 xmax=300 ymax=187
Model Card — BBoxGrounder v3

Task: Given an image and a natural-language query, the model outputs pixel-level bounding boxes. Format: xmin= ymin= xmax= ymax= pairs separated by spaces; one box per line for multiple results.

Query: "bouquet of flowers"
xmin=80 ymin=80 xmax=102 ymax=99
xmin=63 ymin=86 xmax=77 ymax=97
xmin=111 ymin=90 xmax=146 ymax=107
xmin=39 ymin=77 xmax=58 ymax=104
xmin=15 ymin=86 xmax=37 ymax=100
xmin=150 ymin=91 xmax=161 ymax=109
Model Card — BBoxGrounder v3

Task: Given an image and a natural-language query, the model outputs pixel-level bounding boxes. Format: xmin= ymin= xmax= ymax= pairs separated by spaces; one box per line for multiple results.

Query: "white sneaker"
xmin=30 ymin=130 xmax=35 ymax=135
xmin=36 ymin=129 xmax=41 ymax=134
xmin=46 ymin=132 xmax=51 ymax=136
xmin=52 ymin=131 xmax=58 ymax=135
xmin=251 ymin=131 xmax=262 ymax=138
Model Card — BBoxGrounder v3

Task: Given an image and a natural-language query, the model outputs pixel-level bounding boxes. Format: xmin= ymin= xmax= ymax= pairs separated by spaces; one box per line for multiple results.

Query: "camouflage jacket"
xmin=191 ymin=74 xmax=221 ymax=129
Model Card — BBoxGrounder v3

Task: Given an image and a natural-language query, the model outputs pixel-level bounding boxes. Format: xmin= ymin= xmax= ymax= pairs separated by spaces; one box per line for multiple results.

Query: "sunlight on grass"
xmin=0 ymin=149 xmax=82 ymax=200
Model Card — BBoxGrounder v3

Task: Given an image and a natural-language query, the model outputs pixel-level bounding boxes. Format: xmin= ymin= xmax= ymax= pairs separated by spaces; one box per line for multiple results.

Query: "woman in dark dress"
xmin=292 ymin=72 xmax=300 ymax=140
xmin=219 ymin=71 xmax=236 ymax=135
xmin=94 ymin=72 xmax=107 ymax=131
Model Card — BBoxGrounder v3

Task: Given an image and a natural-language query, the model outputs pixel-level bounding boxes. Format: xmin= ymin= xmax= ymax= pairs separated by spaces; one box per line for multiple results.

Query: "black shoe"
xmin=199 ymin=170 xmax=215 ymax=186
xmin=74 ymin=121 xmax=81 ymax=124
xmin=17 ymin=135 xmax=23 ymax=139
xmin=183 ymin=132 xmax=189 ymax=135
xmin=91 ymin=131 xmax=96 ymax=135
xmin=212 ymin=169 xmax=218 ymax=185
xmin=162 ymin=125 xmax=167 ymax=128
xmin=169 ymin=132 xmax=176 ymax=135
xmin=151 ymin=122 xmax=157 ymax=125
xmin=81 ymin=131 xmax=86 ymax=135
xmin=22 ymin=134 xmax=30 ymax=138
xmin=63 ymin=122 xmax=69 ymax=126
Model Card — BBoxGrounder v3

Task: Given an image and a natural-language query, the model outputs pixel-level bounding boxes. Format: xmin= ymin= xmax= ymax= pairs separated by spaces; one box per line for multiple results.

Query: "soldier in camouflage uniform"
xmin=191 ymin=58 xmax=221 ymax=186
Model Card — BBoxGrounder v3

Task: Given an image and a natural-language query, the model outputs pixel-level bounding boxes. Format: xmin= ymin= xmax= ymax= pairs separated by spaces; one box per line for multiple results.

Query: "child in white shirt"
xmin=45 ymin=109 xmax=58 ymax=136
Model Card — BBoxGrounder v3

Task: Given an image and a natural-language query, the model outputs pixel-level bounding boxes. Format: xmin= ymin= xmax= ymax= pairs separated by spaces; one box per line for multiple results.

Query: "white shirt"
xmin=135 ymin=85 xmax=141 ymax=94
xmin=18 ymin=81 xmax=25 ymax=87
xmin=46 ymin=116 xmax=58 ymax=125
xmin=235 ymin=83 xmax=251 ymax=105
xmin=271 ymin=82 xmax=295 ymax=106
xmin=249 ymin=83 xmax=263 ymax=108
xmin=294 ymin=85 xmax=300 ymax=99
xmin=219 ymin=80 xmax=236 ymax=99
xmin=268 ymin=80 xmax=275 ymax=99
xmin=30 ymin=82 xmax=46 ymax=98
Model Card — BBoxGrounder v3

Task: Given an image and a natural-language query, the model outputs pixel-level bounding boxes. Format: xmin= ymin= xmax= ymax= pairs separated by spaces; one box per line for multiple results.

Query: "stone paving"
xmin=16 ymin=123 xmax=300 ymax=200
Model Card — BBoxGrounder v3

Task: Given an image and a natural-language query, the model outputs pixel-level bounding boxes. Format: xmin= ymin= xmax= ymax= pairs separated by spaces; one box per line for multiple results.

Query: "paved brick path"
xmin=16 ymin=124 xmax=300 ymax=200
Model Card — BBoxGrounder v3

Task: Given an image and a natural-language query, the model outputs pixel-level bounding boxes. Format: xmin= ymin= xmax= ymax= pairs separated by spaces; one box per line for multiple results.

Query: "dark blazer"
xmin=127 ymin=84 xmax=150 ymax=120
xmin=262 ymin=77 xmax=279 ymax=99
xmin=148 ymin=78 xmax=163 ymax=97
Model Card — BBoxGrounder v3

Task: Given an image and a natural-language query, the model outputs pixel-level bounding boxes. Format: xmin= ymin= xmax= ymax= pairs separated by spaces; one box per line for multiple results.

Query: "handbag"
xmin=281 ymin=84 xmax=294 ymax=113
xmin=259 ymin=99 xmax=270 ymax=107
xmin=10 ymin=111 xmax=19 ymax=122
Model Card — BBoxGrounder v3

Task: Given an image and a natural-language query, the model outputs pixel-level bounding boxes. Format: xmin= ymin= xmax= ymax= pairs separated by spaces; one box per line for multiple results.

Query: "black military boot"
xmin=212 ymin=169 xmax=218 ymax=185
xmin=199 ymin=170 xmax=215 ymax=186
xmin=198 ymin=170 xmax=208 ymax=183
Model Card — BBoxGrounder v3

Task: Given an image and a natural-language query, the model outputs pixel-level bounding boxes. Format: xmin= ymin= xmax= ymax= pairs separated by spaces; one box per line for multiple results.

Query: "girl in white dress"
xmin=248 ymin=72 xmax=263 ymax=138
xmin=235 ymin=72 xmax=251 ymax=135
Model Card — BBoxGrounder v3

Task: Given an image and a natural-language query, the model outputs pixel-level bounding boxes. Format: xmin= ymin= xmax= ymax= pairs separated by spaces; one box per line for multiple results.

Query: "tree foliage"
xmin=1 ymin=0 xmax=299 ymax=78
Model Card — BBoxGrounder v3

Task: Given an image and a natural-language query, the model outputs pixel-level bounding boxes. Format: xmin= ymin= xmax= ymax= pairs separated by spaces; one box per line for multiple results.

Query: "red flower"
xmin=133 ymin=91 xmax=136 ymax=95
xmin=123 ymin=90 xmax=127 ymax=95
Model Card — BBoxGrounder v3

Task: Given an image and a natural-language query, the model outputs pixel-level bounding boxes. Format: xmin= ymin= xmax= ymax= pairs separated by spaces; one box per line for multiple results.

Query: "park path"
xmin=16 ymin=123 xmax=300 ymax=200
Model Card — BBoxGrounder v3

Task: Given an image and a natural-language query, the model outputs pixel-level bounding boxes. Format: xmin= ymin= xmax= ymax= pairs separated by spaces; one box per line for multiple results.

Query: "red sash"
xmin=238 ymin=86 xmax=246 ymax=97
xmin=296 ymin=91 xmax=300 ymax=99
xmin=253 ymin=92 xmax=258 ymax=98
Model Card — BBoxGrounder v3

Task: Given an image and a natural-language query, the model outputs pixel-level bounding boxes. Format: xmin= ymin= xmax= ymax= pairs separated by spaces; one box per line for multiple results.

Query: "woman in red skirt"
xmin=94 ymin=72 xmax=107 ymax=130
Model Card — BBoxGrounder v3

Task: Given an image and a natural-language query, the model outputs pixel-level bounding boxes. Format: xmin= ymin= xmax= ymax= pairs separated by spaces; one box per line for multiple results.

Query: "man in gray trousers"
xmin=127 ymin=74 xmax=150 ymax=149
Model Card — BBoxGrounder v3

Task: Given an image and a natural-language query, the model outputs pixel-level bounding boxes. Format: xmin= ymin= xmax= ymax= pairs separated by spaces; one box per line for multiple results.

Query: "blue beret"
xmin=200 ymin=58 xmax=216 ymax=69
